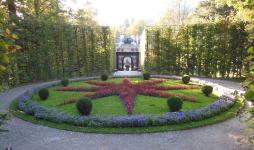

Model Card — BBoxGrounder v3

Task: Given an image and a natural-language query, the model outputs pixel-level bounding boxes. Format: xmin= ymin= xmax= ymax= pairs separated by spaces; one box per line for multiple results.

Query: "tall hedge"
xmin=144 ymin=21 xmax=248 ymax=78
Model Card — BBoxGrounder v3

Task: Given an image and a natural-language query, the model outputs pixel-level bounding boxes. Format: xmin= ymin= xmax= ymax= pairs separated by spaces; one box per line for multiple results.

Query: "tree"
xmin=155 ymin=0 xmax=192 ymax=26
xmin=73 ymin=2 xmax=98 ymax=26
xmin=0 ymin=7 xmax=19 ymax=146
xmin=128 ymin=19 xmax=147 ymax=35
xmin=0 ymin=8 xmax=21 ymax=90
xmin=186 ymin=0 xmax=235 ymax=23
xmin=216 ymin=0 xmax=254 ymax=145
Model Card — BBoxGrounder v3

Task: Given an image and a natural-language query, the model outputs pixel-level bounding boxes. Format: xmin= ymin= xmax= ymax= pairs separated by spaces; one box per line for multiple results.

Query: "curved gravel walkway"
xmin=0 ymin=76 xmax=253 ymax=150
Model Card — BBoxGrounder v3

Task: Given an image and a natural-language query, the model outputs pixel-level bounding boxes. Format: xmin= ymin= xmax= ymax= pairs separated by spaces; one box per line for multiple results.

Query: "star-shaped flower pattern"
xmin=56 ymin=77 xmax=199 ymax=114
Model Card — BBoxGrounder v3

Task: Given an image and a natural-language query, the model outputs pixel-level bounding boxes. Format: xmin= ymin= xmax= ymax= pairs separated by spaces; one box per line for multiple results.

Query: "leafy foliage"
xmin=0 ymin=2 xmax=116 ymax=87
xmin=38 ymin=88 xmax=50 ymax=100
xmin=0 ymin=8 xmax=20 ymax=146
xmin=111 ymin=18 xmax=147 ymax=37
xmin=202 ymin=85 xmax=213 ymax=96
xmin=61 ymin=78 xmax=69 ymax=87
xmin=190 ymin=0 xmax=235 ymax=23
xmin=15 ymin=77 xmax=237 ymax=128
xmin=216 ymin=0 xmax=254 ymax=145
xmin=76 ymin=97 xmax=93 ymax=116
xmin=0 ymin=8 xmax=20 ymax=91
xmin=144 ymin=22 xmax=247 ymax=77
xmin=182 ymin=75 xmax=190 ymax=84
xmin=101 ymin=73 xmax=108 ymax=81
xmin=143 ymin=72 xmax=151 ymax=80
xmin=167 ymin=96 xmax=183 ymax=112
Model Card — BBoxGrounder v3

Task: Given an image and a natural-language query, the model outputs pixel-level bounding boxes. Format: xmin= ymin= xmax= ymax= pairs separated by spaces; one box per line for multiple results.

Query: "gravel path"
xmin=114 ymin=71 xmax=142 ymax=76
xmin=0 ymin=76 xmax=253 ymax=150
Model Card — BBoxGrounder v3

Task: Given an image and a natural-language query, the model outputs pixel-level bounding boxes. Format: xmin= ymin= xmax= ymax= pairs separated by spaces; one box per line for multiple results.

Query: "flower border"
xmin=15 ymin=76 xmax=237 ymax=128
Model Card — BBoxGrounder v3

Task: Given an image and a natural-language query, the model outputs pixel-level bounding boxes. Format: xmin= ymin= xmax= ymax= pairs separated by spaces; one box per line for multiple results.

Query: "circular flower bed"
xmin=14 ymin=76 xmax=236 ymax=128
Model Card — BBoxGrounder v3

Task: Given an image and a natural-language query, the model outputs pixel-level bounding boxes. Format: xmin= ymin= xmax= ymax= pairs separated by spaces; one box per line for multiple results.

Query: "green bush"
xmin=167 ymin=96 xmax=183 ymax=112
xmin=76 ymin=97 xmax=93 ymax=115
xmin=202 ymin=85 xmax=213 ymax=96
xmin=61 ymin=78 xmax=69 ymax=87
xmin=38 ymin=88 xmax=50 ymax=100
xmin=101 ymin=73 xmax=108 ymax=81
xmin=182 ymin=75 xmax=190 ymax=84
xmin=143 ymin=72 xmax=151 ymax=80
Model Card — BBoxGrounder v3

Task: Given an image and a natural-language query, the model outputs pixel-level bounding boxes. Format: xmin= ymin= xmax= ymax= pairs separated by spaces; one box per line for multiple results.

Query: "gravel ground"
xmin=0 ymin=76 xmax=254 ymax=150
xmin=114 ymin=71 xmax=142 ymax=76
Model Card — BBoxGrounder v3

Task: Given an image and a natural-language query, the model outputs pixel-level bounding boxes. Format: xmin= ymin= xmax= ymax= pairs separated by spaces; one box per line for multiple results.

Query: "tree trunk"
xmin=74 ymin=27 xmax=82 ymax=77
xmin=67 ymin=39 xmax=72 ymax=78
xmin=60 ymin=43 xmax=65 ymax=78
xmin=7 ymin=0 xmax=17 ymax=17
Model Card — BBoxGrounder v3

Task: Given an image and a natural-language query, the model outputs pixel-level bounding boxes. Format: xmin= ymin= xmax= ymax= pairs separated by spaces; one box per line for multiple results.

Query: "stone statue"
xmin=126 ymin=59 xmax=130 ymax=66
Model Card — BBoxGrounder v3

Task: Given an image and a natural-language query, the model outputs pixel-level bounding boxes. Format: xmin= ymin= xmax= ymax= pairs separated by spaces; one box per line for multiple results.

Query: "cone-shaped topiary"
xmin=38 ymin=88 xmax=50 ymax=100
xmin=76 ymin=97 xmax=93 ymax=115
xmin=143 ymin=72 xmax=151 ymax=80
xmin=182 ymin=75 xmax=190 ymax=84
xmin=61 ymin=78 xmax=69 ymax=87
xmin=202 ymin=85 xmax=213 ymax=96
xmin=101 ymin=73 xmax=108 ymax=81
xmin=167 ymin=96 xmax=183 ymax=112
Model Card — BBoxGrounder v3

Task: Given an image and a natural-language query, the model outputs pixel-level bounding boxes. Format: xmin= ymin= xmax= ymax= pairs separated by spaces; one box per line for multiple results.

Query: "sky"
xmin=67 ymin=0 xmax=203 ymax=26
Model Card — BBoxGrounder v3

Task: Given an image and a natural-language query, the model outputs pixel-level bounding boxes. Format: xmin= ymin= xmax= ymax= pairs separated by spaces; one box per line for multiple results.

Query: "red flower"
xmin=60 ymin=77 xmax=197 ymax=114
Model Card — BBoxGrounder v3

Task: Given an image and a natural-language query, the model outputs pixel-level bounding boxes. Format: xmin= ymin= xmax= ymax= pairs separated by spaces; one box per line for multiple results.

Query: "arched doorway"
xmin=121 ymin=56 xmax=133 ymax=71
xmin=116 ymin=53 xmax=139 ymax=71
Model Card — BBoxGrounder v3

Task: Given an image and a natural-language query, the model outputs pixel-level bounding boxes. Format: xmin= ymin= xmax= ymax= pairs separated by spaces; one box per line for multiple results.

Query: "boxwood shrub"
xmin=101 ymin=73 xmax=108 ymax=81
xmin=143 ymin=72 xmax=151 ymax=80
xmin=182 ymin=75 xmax=190 ymax=84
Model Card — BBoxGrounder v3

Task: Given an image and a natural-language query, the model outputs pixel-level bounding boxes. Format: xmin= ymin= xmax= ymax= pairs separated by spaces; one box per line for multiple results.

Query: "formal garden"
xmin=0 ymin=0 xmax=254 ymax=146
xmin=7 ymin=72 xmax=243 ymax=133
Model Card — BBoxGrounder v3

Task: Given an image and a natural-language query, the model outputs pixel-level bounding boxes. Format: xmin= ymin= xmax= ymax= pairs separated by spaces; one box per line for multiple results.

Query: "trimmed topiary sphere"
xmin=101 ymin=73 xmax=108 ymax=81
xmin=202 ymin=85 xmax=213 ymax=96
xmin=167 ymin=96 xmax=183 ymax=112
xmin=143 ymin=72 xmax=151 ymax=80
xmin=182 ymin=75 xmax=190 ymax=84
xmin=61 ymin=78 xmax=69 ymax=87
xmin=38 ymin=88 xmax=50 ymax=100
xmin=76 ymin=97 xmax=93 ymax=115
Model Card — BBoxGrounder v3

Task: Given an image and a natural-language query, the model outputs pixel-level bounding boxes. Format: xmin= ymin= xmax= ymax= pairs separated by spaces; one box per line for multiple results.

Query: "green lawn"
xmin=67 ymin=82 xmax=98 ymax=87
xmin=156 ymin=79 xmax=196 ymax=86
xmin=31 ymin=78 xmax=219 ymax=117
xmin=10 ymin=95 xmax=244 ymax=133
xmin=11 ymin=77 xmax=244 ymax=133
xmin=133 ymin=96 xmax=168 ymax=115
xmin=32 ymin=85 xmax=127 ymax=116
xmin=132 ymin=89 xmax=219 ymax=115
xmin=90 ymin=95 xmax=128 ymax=116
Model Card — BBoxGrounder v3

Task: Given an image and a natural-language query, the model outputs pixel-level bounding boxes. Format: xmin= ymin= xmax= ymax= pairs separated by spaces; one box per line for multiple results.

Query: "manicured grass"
xmin=90 ymin=95 xmax=128 ymax=116
xmin=166 ymin=89 xmax=219 ymax=110
xmin=66 ymin=82 xmax=98 ymax=88
xmin=156 ymin=79 xmax=196 ymax=86
xmin=32 ymin=78 xmax=219 ymax=117
xmin=132 ymin=89 xmax=219 ymax=115
xmin=56 ymin=95 xmax=128 ymax=116
xmin=32 ymin=85 xmax=92 ymax=115
xmin=10 ymin=77 xmax=244 ymax=133
xmin=10 ymin=95 xmax=244 ymax=133
xmin=94 ymin=77 xmax=157 ymax=84
xmin=133 ymin=96 xmax=168 ymax=115
xmin=32 ymin=85 xmax=127 ymax=116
